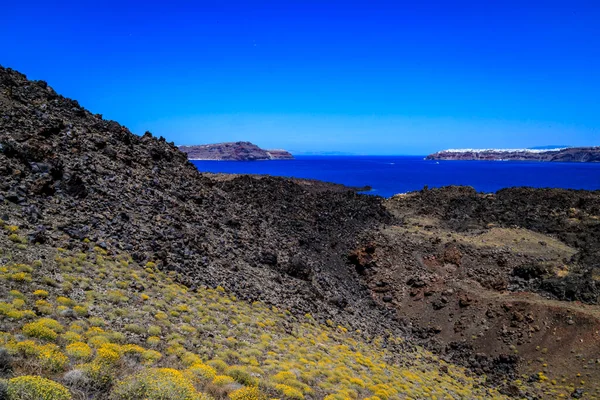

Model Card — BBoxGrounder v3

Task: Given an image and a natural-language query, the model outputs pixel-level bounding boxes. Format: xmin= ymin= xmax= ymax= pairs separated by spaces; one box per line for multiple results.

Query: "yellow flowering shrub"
xmin=11 ymin=340 xmax=42 ymax=356
xmin=73 ymin=306 xmax=88 ymax=316
xmin=56 ymin=296 xmax=75 ymax=307
xmin=7 ymin=375 xmax=71 ymax=400
xmin=187 ymin=362 xmax=217 ymax=382
xmin=111 ymin=368 xmax=199 ymax=400
xmin=122 ymin=344 xmax=145 ymax=355
xmin=96 ymin=343 xmax=122 ymax=364
xmin=272 ymin=371 xmax=296 ymax=383
xmin=180 ymin=352 xmax=202 ymax=366
xmin=274 ymin=384 xmax=304 ymax=400
xmin=66 ymin=342 xmax=92 ymax=360
xmin=141 ymin=350 xmax=163 ymax=364
xmin=212 ymin=375 xmax=235 ymax=386
xmin=5 ymin=225 xmax=19 ymax=232
xmin=207 ymin=359 xmax=229 ymax=373
xmin=229 ymin=386 xmax=265 ymax=400
xmin=85 ymin=327 xmax=105 ymax=337
xmin=0 ymin=302 xmax=36 ymax=320
xmin=68 ymin=323 xmax=84 ymax=333
xmin=77 ymin=362 xmax=114 ymax=390
xmin=22 ymin=318 xmax=64 ymax=341
xmin=10 ymin=271 xmax=32 ymax=282
xmin=33 ymin=289 xmax=49 ymax=298
xmin=154 ymin=311 xmax=168 ymax=321
xmin=11 ymin=298 xmax=26 ymax=309
xmin=88 ymin=335 xmax=110 ymax=348
xmin=35 ymin=300 xmax=53 ymax=315
xmin=38 ymin=344 xmax=69 ymax=372
xmin=61 ymin=331 xmax=82 ymax=343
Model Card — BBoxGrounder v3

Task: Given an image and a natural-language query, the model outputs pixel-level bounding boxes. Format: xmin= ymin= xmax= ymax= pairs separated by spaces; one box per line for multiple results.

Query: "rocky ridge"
xmin=426 ymin=147 xmax=600 ymax=162
xmin=179 ymin=142 xmax=293 ymax=161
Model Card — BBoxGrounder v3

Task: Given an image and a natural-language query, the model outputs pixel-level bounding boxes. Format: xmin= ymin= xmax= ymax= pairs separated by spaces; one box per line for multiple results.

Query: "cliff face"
xmin=264 ymin=148 xmax=294 ymax=160
xmin=179 ymin=141 xmax=293 ymax=160
xmin=426 ymin=147 xmax=600 ymax=162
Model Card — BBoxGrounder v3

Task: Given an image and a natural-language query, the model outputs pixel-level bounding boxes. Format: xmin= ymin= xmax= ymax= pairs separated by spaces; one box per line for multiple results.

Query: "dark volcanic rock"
xmin=0 ymin=65 xmax=394 ymax=336
xmin=391 ymin=186 xmax=600 ymax=303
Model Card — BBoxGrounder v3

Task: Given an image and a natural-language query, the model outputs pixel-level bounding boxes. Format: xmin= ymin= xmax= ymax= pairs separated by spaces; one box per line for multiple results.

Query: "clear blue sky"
xmin=2 ymin=1 xmax=599 ymax=154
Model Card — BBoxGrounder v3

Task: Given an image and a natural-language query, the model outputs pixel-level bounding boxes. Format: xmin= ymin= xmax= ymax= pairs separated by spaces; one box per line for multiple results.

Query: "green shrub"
xmin=88 ymin=317 xmax=105 ymax=327
xmin=9 ymin=290 xmax=25 ymax=299
xmin=146 ymin=336 xmax=161 ymax=347
xmin=77 ymin=362 xmax=113 ymax=391
xmin=187 ymin=363 xmax=217 ymax=382
xmin=111 ymin=368 xmax=198 ymax=400
xmin=226 ymin=366 xmax=257 ymax=386
xmin=124 ymin=324 xmax=144 ymax=335
xmin=35 ymin=300 xmax=53 ymax=315
xmin=212 ymin=375 xmax=235 ymax=386
xmin=8 ymin=234 xmax=26 ymax=244
xmin=10 ymin=272 xmax=31 ymax=282
xmin=141 ymin=350 xmax=163 ymax=364
xmin=7 ymin=375 xmax=71 ymax=400
xmin=207 ymin=359 xmax=228 ymax=373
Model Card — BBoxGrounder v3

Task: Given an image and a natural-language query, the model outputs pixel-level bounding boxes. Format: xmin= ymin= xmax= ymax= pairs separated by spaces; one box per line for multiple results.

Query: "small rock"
xmin=458 ymin=294 xmax=473 ymax=308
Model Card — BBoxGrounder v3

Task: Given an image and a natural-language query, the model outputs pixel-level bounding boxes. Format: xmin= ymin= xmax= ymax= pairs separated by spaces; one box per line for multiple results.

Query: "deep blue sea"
xmin=192 ymin=156 xmax=600 ymax=198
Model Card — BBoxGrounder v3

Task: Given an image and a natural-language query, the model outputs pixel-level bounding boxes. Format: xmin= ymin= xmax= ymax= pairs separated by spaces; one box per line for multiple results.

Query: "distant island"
xmin=426 ymin=146 xmax=600 ymax=162
xmin=179 ymin=141 xmax=294 ymax=161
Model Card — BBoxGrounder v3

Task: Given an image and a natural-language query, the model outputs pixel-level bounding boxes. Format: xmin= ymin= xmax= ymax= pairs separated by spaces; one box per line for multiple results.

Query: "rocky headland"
xmin=426 ymin=147 xmax=600 ymax=162
xmin=2 ymin=65 xmax=600 ymax=399
xmin=179 ymin=141 xmax=294 ymax=161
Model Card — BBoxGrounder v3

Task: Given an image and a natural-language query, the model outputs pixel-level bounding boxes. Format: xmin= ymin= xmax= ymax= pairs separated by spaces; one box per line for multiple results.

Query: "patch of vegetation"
xmin=6 ymin=375 xmax=71 ymax=400
xmin=0 ymin=243 xmax=560 ymax=399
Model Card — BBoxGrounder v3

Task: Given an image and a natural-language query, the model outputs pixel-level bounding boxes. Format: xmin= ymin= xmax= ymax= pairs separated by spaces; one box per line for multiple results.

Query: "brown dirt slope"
xmin=350 ymin=187 xmax=600 ymax=398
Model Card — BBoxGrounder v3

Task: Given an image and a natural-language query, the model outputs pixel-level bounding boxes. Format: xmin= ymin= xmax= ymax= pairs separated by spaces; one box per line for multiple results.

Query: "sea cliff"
xmin=179 ymin=141 xmax=294 ymax=160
